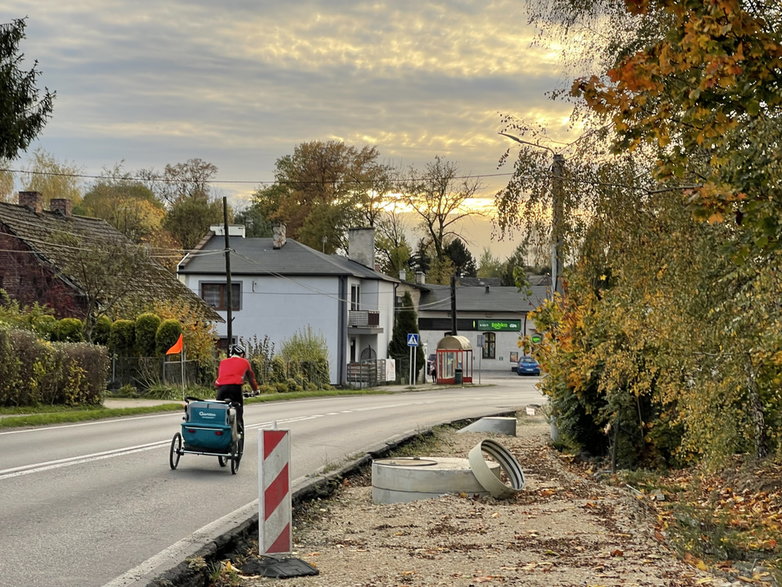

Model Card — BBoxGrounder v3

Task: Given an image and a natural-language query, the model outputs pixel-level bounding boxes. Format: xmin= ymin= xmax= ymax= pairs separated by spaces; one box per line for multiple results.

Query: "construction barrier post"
xmin=259 ymin=429 xmax=292 ymax=555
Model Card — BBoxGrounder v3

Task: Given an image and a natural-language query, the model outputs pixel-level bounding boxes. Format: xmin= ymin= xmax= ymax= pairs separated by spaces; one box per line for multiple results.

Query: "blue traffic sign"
xmin=406 ymin=333 xmax=420 ymax=347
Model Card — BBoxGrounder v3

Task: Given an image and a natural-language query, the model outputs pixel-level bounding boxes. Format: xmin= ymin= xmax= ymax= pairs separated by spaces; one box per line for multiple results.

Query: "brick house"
xmin=0 ymin=191 xmax=220 ymax=322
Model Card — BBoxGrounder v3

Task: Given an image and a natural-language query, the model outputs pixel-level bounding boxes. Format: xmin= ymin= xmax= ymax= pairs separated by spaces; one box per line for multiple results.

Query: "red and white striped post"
xmin=259 ymin=429 xmax=292 ymax=555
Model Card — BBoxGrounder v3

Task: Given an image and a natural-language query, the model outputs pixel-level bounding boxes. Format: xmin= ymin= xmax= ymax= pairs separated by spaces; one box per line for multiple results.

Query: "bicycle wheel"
xmin=169 ymin=433 xmax=182 ymax=470
xmin=230 ymin=436 xmax=242 ymax=474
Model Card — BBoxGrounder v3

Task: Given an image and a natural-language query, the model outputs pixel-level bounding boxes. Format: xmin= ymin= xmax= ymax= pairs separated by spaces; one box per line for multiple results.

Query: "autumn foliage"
xmin=502 ymin=0 xmax=782 ymax=473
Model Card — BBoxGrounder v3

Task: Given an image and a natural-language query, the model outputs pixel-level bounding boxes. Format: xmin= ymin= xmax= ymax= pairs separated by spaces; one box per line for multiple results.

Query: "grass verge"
xmin=0 ymin=387 xmax=395 ymax=429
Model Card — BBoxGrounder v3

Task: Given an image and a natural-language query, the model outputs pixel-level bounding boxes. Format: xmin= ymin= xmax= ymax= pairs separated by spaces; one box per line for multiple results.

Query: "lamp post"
xmin=499 ymin=133 xmax=564 ymax=298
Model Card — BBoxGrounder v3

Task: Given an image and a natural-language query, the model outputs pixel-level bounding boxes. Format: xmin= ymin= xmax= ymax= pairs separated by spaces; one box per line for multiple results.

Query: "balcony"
xmin=348 ymin=310 xmax=382 ymax=332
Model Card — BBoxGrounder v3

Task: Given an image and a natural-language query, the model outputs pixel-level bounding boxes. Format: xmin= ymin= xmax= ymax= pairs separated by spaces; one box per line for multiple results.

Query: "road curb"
xmin=146 ymin=410 xmax=518 ymax=586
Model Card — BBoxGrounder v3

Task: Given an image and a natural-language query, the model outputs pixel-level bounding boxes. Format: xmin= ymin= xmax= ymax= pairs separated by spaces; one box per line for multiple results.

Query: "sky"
xmin=4 ymin=0 xmax=575 ymax=258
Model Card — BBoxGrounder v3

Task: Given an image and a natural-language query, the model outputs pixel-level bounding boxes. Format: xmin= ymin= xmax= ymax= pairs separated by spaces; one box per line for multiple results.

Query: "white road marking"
xmin=0 ymin=401 xmax=416 ymax=480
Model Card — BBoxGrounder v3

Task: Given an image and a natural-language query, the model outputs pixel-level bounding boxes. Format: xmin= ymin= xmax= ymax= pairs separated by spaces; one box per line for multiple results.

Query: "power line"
xmin=0 ymin=166 xmax=514 ymax=187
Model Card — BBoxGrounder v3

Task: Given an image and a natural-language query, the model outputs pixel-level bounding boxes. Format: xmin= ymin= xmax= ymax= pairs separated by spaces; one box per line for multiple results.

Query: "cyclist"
xmin=215 ymin=344 xmax=258 ymax=432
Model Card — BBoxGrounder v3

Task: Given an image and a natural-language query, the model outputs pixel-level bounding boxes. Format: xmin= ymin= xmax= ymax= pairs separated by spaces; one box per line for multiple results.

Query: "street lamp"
xmin=499 ymin=132 xmax=564 ymax=298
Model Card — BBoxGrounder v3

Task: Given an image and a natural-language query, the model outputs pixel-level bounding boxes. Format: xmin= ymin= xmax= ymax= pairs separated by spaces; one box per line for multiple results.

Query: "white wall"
xmin=183 ymin=274 xmax=343 ymax=383
xmin=419 ymin=321 xmax=531 ymax=372
xmin=182 ymin=273 xmax=396 ymax=384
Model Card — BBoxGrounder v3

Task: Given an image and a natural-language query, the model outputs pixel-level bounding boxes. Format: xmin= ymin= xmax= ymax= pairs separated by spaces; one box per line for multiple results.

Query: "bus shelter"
xmin=435 ymin=335 xmax=473 ymax=384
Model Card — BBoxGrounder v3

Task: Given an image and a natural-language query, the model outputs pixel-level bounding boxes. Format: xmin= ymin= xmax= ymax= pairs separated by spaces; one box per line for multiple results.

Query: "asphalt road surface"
xmin=0 ymin=371 xmax=543 ymax=587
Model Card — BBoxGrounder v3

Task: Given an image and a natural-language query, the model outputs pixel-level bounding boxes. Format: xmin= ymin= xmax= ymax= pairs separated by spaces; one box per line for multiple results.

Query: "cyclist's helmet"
xmin=230 ymin=344 xmax=246 ymax=357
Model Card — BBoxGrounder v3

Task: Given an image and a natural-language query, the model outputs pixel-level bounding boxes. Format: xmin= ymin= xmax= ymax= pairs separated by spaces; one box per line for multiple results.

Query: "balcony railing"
xmin=348 ymin=310 xmax=380 ymax=328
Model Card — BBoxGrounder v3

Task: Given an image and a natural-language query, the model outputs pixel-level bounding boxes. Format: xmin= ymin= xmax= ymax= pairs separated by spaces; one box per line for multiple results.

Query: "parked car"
xmin=516 ymin=355 xmax=540 ymax=376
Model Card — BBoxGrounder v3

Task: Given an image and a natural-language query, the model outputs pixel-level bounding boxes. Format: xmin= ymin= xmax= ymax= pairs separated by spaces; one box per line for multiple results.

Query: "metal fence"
xmin=109 ymin=356 xmax=207 ymax=390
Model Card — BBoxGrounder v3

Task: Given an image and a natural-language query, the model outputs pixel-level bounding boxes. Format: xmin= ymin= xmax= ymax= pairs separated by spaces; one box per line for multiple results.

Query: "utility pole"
xmin=498 ymin=132 xmax=565 ymax=300
xmin=551 ymin=153 xmax=565 ymax=297
xmin=450 ymin=273 xmax=458 ymax=335
xmin=223 ymin=197 xmax=233 ymax=348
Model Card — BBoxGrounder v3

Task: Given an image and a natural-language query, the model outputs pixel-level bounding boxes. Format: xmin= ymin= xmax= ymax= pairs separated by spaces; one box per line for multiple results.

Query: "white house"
xmin=398 ymin=279 xmax=549 ymax=371
xmin=177 ymin=225 xmax=398 ymax=385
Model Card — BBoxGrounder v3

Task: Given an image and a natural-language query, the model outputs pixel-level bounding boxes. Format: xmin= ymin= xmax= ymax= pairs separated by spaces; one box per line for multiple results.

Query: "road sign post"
xmin=407 ymin=333 xmax=419 ymax=386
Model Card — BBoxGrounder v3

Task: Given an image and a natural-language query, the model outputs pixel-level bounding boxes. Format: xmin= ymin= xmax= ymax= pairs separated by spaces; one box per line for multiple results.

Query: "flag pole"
xmin=181 ymin=344 xmax=186 ymax=400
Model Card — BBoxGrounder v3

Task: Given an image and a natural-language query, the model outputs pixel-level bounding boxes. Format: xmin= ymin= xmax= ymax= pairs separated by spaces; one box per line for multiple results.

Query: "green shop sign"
xmin=473 ymin=319 xmax=521 ymax=332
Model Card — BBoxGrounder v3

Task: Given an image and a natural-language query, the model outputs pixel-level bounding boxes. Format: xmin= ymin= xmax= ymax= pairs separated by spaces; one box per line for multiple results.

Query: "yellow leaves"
xmin=683 ymin=552 xmax=709 ymax=571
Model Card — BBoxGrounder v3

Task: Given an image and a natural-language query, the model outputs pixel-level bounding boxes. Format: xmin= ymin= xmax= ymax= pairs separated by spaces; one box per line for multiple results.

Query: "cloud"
xmin=5 ymin=0 xmax=575 ymax=241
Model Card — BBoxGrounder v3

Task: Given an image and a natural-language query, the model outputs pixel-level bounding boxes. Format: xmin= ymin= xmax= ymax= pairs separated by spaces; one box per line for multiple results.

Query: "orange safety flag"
xmin=166 ymin=333 xmax=184 ymax=355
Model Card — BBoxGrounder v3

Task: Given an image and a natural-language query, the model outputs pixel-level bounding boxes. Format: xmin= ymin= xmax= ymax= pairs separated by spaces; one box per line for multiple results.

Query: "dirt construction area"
xmin=228 ymin=413 xmax=763 ymax=587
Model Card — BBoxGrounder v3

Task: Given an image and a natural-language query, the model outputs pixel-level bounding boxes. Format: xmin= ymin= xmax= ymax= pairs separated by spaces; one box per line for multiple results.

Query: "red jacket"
xmin=215 ymin=356 xmax=258 ymax=390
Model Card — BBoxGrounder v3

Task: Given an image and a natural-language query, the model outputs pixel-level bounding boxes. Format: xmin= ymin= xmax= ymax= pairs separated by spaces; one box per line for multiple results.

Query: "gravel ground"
xmin=236 ymin=414 xmax=728 ymax=587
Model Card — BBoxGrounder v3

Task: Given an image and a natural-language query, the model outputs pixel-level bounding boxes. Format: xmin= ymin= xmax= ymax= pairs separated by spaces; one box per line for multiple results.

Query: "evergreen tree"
xmin=388 ymin=291 xmax=425 ymax=383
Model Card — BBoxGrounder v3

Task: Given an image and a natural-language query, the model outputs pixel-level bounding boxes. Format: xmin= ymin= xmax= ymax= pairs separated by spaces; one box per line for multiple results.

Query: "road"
xmin=0 ymin=371 xmax=543 ymax=587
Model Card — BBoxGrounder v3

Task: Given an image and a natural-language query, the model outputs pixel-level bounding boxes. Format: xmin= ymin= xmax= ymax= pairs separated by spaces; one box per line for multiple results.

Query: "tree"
xmin=163 ymin=194 xmax=225 ymax=251
xmin=0 ymin=19 xmax=54 ymax=161
xmin=476 ymin=248 xmax=503 ymax=279
xmin=444 ymin=237 xmax=477 ymax=277
xmin=402 ymin=156 xmax=481 ymax=266
xmin=147 ymin=158 xmax=219 ymax=205
xmin=502 ymin=0 xmax=782 ymax=466
xmin=77 ymin=164 xmax=166 ymax=243
xmin=388 ymin=291 xmax=424 ymax=383
xmin=50 ymin=234 xmax=153 ymax=342
xmin=22 ymin=149 xmax=82 ymax=206
xmin=253 ymin=141 xmax=394 ymax=253
xmin=375 ymin=201 xmax=413 ymax=278
xmin=569 ymin=1 xmax=782 ymax=251
xmin=234 ymin=203 xmax=274 ymax=237
xmin=408 ymin=238 xmax=432 ymax=276
xmin=0 ymin=161 xmax=13 ymax=202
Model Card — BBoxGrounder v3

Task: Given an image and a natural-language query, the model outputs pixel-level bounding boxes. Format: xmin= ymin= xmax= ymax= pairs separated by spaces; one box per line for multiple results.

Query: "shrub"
xmin=0 ymin=328 xmax=107 ymax=406
xmin=117 ymin=384 xmax=138 ymax=397
xmin=93 ymin=316 xmax=112 ymax=345
xmin=247 ymin=335 xmax=275 ymax=384
xmin=135 ymin=312 xmax=161 ymax=357
xmin=31 ymin=314 xmax=57 ymax=340
xmin=155 ymin=319 xmax=182 ymax=356
xmin=274 ymin=382 xmax=288 ymax=393
xmin=285 ymin=377 xmax=303 ymax=392
xmin=257 ymin=384 xmax=275 ymax=394
xmin=270 ymin=356 xmax=287 ymax=383
xmin=110 ymin=319 xmax=136 ymax=356
xmin=0 ymin=326 xmax=22 ymax=405
xmin=144 ymin=384 xmax=180 ymax=400
xmin=58 ymin=342 xmax=108 ymax=406
xmin=54 ymin=317 xmax=84 ymax=342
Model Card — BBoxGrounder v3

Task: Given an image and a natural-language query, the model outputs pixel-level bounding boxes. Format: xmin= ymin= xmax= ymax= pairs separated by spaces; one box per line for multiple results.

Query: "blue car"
xmin=516 ymin=356 xmax=540 ymax=376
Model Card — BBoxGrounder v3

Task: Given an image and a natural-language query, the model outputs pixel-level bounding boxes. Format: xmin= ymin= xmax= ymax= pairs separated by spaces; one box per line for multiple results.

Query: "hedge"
xmin=0 ymin=327 xmax=108 ymax=407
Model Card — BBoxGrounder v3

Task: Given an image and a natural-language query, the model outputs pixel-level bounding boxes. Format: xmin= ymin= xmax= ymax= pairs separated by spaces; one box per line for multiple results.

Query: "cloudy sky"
xmin=4 ymin=1 xmax=575 ymax=256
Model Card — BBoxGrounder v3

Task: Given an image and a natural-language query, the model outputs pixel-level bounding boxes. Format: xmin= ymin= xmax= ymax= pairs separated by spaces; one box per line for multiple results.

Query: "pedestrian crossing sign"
xmin=406 ymin=333 xmax=420 ymax=347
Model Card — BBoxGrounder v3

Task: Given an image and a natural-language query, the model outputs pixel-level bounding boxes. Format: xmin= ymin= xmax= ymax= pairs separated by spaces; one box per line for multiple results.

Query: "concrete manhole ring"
xmin=468 ymin=438 xmax=525 ymax=498
xmin=378 ymin=457 xmax=439 ymax=467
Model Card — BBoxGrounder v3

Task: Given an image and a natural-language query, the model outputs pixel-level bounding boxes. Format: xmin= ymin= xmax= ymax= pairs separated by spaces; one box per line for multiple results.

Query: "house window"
xmin=200 ymin=282 xmax=241 ymax=311
xmin=482 ymin=332 xmax=496 ymax=359
xmin=350 ymin=284 xmax=360 ymax=311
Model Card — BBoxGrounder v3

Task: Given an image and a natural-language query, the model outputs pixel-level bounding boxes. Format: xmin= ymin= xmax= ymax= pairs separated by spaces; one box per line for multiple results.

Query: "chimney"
xmin=18 ymin=191 xmax=43 ymax=214
xmin=272 ymin=223 xmax=287 ymax=249
xmin=348 ymin=227 xmax=375 ymax=267
xmin=209 ymin=224 xmax=246 ymax=237
xmin=399 ymin=269 xmax=407 ymax=281
xmin=415 ymin=271 xmax=426 ymax=285
xmin=50 ymin=198 xmax=73 ymax=216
